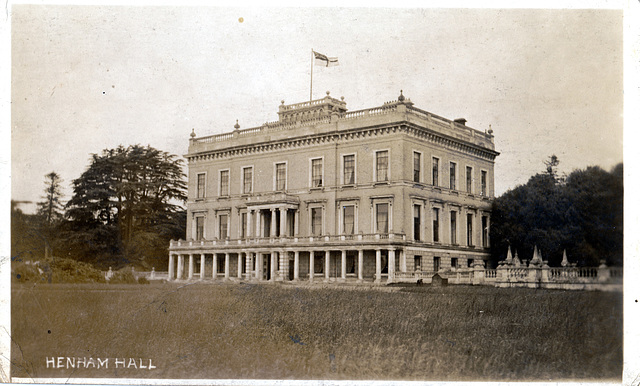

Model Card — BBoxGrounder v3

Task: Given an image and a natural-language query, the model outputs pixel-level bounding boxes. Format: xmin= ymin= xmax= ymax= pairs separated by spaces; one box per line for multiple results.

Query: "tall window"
xmin=432 ymin=157 xmax=439 ymax=186
xmin=219 ymin=214 xmax=228 ymax=239
xmin=434 ymin=256 xmax=441 ymax=272
xmin=376 ymin=203 xmax=389 ymax=233
xmin=243 ymin=167 xmax=252 ymax=194
xmin=311 ymin=207 xmax=323 ymax=236
xmin=275 ymin=163 xmax=286 ymax=191
xmin=466 ymin=166 xmax=473 ymax=193
xmin=413 ymin=204 xmax=421 ymax=241
xmin=197 ymin=173 xmax=206 ymax=198
xmin=481 ymin=171 xmax=487 ymax=196
xmin=220 ymin=170 xmax=229 ymax=196
xmin=432 ymin=208 xmax=440 ymax=242
xmin=450 ymin=211 xmax=457 ymax=244
xmin=449 ymin=162 xmax=457 ymax=190
xmin=413 ymin=152 xmax=421 ymax=183
xmin=343 ymin=205 xmax=355 ymax=235
xmin=343 ymin=154 xmax=355 ymax=185
xmin=451 ymin=257 xmax=458 ymax=269
xmin=482 ymin=216 xmax=489 ymax=247
xmin=414 ymin=256 xmax=422 ymax=271
xmin=376 ymin=151 xmax=389 ymax=182
xmin=196 ymin=216 xmax=204 ymax=240
xmin=311 ymin=158 xmax=323 ymax=187
xmin=467 ymin=213 xmax=474 ymax=246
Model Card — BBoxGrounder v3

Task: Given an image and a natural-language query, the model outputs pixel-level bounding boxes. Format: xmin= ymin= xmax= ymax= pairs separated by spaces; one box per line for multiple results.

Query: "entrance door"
xmin=288 ymin=259 xmax=294 ymax=280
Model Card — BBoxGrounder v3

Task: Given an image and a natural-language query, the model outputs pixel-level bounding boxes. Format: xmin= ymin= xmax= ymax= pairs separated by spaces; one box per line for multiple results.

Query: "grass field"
xmin=11 ymin=282 xmax=622 ymax=381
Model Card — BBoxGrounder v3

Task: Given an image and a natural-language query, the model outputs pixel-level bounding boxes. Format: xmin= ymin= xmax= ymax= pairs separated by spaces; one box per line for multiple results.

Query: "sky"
xmin=10 ymin=6 xmax=624 ymax=213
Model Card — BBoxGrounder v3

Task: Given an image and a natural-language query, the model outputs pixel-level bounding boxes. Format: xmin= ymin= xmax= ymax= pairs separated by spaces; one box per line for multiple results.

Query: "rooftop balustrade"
xmin=188 ymin=101 xmax=495 ymax=154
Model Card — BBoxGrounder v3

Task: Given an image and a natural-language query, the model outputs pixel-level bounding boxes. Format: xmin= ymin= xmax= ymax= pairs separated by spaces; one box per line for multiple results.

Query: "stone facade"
xmin=168 ymin=91 xmax=499 ymax=283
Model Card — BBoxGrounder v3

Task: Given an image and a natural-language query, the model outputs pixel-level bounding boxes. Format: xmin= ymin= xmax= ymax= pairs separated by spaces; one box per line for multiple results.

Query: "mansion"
xmin=168 ymin=91 xmax=499 ymax=283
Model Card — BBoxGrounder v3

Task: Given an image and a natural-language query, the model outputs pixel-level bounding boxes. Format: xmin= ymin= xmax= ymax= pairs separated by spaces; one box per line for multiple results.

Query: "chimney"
xmin=454 ymin=118 xmax=467 ymax=126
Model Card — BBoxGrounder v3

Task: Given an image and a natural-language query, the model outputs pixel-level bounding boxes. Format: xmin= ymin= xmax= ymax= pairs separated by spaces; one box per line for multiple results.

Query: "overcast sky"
xmin=10 ymin=6 xmax=623 ymax=212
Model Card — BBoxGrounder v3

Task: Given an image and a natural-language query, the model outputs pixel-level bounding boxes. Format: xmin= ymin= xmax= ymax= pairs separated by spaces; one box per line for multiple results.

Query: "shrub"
xmin=37 ymin=257 xmax=106 ymax=284
xmin=11 ymin=261 xmax=45 ymax=283
xmin=108 ymin=268 xmax=137 ymax=284
xmin=138 ymin=277 xmax=150 ymax=284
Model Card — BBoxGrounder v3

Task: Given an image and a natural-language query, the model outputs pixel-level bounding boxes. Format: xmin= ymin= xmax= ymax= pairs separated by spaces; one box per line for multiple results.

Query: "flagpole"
xmin=310 ymin=49 xmax=313 ymax=101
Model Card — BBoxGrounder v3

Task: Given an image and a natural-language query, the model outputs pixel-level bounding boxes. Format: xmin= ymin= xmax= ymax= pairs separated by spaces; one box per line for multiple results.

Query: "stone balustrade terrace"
xmin=169 ymin=233 xmax=408 ymax=251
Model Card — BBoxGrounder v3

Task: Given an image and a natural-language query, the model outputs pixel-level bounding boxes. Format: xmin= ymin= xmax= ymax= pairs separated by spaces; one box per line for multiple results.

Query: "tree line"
xmin=489 ymin=156 xmax=623 ymax=267
xmin=12 ymin=144 xmax=186 ymax=270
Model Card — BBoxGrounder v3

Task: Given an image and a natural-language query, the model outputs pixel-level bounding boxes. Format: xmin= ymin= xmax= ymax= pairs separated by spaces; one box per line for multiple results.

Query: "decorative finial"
xmin=190 ymin=128 xmax=196 ymax=138
xmin=234 ymin=120 xmax=240 ymax=130
xmin=281 ymin=100 xmax=285 ymax=105
xmin=488 ymin=124 xmax=493 ymax=135
xmin=341 ymin=96 xmax=344 ymax=101
xmin=326 ymin=90 xmax=330 ymax=96
xmin=398 ymin=90 xmax=405 ymax=102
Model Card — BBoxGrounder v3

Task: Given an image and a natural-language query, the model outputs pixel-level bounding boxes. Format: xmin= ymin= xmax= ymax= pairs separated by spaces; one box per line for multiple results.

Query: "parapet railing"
xmin=170 ymin=233 xmax=407 ymax=248
xmin=393 ymin=264 xmax=622 ymax=291
xmin=190 ymin=103 xmax=492 ymax=146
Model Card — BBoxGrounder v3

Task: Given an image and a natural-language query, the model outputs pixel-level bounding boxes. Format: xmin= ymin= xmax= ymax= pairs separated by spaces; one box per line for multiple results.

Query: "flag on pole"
xmin=313 ymin=51 xmax=339 ymax=67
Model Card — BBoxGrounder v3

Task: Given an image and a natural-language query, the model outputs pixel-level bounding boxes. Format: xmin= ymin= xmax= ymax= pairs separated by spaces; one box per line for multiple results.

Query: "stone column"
xmin=256 ymin=252 xmax=263 ymax=280
xmin=245 ymin=252 xmax=253 ymax=280
xmin=476 ymin=211 xmax=482 ymax=249
xmin=309 ymin=251 xmax=315 ymax=282
xmin=357 ymin=250 xmax=364 ymax=282
xmin=188 ymin=254 xmax=194 ymax=280
xmin=387 ymin=249 xmax=395 ymax=284
xmin=270 ymin=252 xmax=277 ymax=281
xmin=237 ymin=253 xmax=243 ymax=279
xmin=212 ymin=253 xmax=218 ymax=280
xmin=399 ymin=249 xmax=406 ymax=273
xmin=256 ymin=211 xmax=262 ymax=238
xmin=247 ymin=210 xmax=253 ymax=238
xmin=200 ymin=254 xmax=206 ymax=280
xmin=324 ymin=250 xmax=330 ymax=282
xmin=177 ymin=254 xmax=183 ymax=279
xmin=294 ymin=210 xmax=299 ymax=236
xmin=270 ymin=208 xmax=277 ymax=237
xmin=280 ymin=208 xmax=288 ymax=237
xmin=375 ymin=249 xmax=382 ymax=283
xmin=224 ymin=253 xmax=230 ymax=280
xmin=279 ymin=251 xmax=288 ymax=281
xmin=168 ymin=253 xmax=174 ymax=281
xmin=340 ymin=250 xmax=347 ymax=282
xmin=294 ymin=251 xmax=300 ymax=281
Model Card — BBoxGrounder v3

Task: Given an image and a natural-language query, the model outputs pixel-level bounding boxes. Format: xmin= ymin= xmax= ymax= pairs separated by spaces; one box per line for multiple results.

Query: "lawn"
xmin=11 ymin=282 xmax=622 ymax=381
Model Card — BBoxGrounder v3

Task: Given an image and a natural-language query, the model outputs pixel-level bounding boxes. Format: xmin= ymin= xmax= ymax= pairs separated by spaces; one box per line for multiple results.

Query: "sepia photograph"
xmin=5 ymin=2 xmax=634 ymax=384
